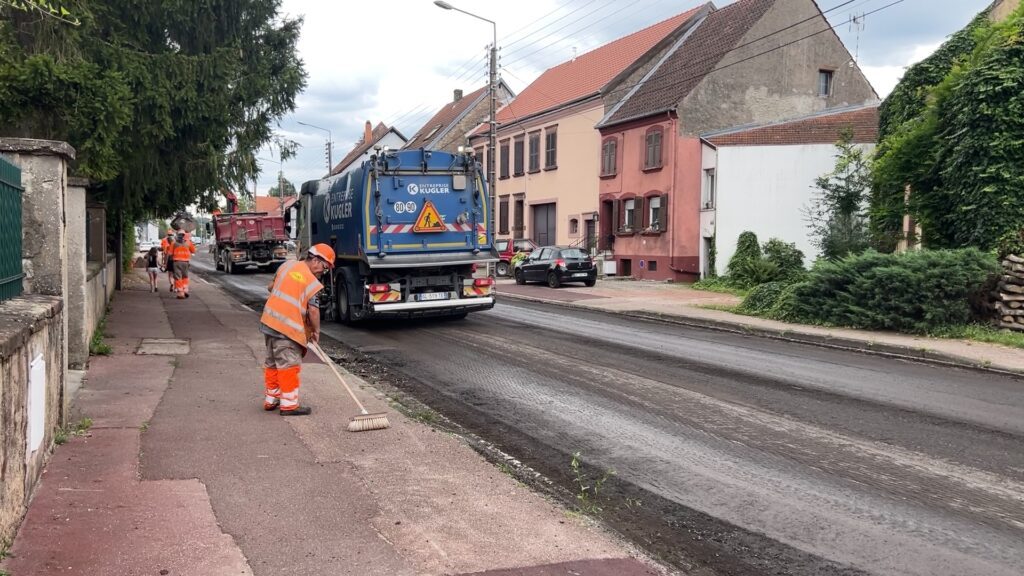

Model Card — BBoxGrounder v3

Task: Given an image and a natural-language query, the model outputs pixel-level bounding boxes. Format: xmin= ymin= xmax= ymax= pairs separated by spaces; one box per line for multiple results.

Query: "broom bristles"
xmin=348 ymin=412 xmax=390 ymax=432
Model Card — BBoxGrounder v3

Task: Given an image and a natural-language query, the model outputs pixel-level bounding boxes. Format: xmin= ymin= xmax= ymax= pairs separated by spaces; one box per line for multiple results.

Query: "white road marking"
xmin=240 ymin=304 xmax=254 ymax=312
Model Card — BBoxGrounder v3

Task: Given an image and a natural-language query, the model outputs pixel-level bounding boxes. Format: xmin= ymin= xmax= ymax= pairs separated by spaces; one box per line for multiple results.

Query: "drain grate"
xmin=136 ymin=338 xmax=190 ymax=355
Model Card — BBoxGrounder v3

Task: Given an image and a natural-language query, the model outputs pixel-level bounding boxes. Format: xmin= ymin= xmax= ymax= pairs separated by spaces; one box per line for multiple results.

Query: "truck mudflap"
xmin=369 ymin=296 xmax=495 ymax=315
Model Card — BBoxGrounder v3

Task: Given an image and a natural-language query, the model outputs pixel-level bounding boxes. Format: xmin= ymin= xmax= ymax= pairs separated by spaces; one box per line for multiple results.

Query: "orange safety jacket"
xmin=260 ymin=260 xmax=324 ymax=347
xmin=171 ymin=240 xmax=196 ymax=262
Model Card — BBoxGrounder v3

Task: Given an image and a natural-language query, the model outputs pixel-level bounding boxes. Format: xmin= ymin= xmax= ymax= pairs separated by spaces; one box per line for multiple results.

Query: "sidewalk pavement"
xmin=2 ymin=271 xmax=660 ymax=576
xmin=496 ymin=278 xmax=1024 ymax=375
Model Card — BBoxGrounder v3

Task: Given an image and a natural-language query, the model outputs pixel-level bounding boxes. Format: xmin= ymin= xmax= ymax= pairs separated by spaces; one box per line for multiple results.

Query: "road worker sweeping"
xmin=171 ymin=231 xmax=196 ymax=299
xmin=259 ymin=243 xmax=334 ymax=416
xmin=160 ymin=229 xmax=176 ymax=292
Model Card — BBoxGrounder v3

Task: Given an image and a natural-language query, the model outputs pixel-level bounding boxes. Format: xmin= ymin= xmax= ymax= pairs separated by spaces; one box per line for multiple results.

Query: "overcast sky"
xmin=253 ymin=0 xmax=992 ymax=196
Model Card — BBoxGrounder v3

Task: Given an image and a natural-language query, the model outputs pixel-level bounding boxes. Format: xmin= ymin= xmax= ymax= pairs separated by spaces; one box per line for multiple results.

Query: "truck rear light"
xmin=473 ymin=277 xmax=494 ymax=287
xmin=368 ymin=283 xmax=390 ymax=294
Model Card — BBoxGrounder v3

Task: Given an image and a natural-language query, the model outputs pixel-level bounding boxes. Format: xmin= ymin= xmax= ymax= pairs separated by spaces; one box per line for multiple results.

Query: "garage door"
xmin=532 ymin=203 xmax=556 ymax=246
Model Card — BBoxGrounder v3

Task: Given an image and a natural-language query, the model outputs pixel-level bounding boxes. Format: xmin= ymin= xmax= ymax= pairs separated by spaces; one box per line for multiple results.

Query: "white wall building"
xmin=700 ymin=104 xmax=879 ymax=277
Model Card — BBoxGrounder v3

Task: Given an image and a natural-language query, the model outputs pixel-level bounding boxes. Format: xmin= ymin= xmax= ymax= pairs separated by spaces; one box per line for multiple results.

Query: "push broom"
xmin=309 ymin=342 xmax=390 ymax=432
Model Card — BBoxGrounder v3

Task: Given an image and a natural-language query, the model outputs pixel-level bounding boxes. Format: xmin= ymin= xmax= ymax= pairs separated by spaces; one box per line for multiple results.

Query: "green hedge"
xmin=738 ymin=249 xmax=999 ymax=333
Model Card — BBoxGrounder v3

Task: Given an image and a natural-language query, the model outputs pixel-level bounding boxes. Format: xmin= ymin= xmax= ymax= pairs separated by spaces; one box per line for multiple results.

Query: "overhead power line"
xmin=496 ymin=0 xmax=896 ymax=130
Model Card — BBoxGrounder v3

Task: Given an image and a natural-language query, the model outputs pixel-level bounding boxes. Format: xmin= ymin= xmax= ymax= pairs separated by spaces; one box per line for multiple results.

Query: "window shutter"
xmin=612 ymin=200 xmax=620 ymax=232
xmin=634 ymin=196 xmax=644 ymax=229
xmin=661 ymin=193 xmax=669 ymax=228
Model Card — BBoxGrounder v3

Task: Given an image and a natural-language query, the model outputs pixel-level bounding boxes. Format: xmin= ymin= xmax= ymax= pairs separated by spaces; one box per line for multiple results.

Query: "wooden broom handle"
xmin=309 ymin=342 xmax=369 ymax=415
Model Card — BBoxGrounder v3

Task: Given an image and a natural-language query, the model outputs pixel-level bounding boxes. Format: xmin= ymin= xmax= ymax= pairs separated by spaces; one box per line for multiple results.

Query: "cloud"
xmin=252 ymin=0 xmax=993 ymax=195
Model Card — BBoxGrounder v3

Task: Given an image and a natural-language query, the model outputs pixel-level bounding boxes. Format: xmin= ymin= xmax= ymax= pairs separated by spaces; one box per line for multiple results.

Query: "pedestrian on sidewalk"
xmin=171 ymin=231 xmax=196 ymax=299
xmin=160 ymin=229 xmax=175 ymax=292
xmin=260 ymin=243 xmax=334 ymax=416
xmin=145 ymin=247 xmax=160 ymax=292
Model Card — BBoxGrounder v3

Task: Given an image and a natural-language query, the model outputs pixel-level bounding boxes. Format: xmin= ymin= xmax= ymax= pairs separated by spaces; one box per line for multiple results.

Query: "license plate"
xmin=572 ymin=273 xmax=588 ymax=278
xmin=414 ymin=292 xmax=450 ymax=302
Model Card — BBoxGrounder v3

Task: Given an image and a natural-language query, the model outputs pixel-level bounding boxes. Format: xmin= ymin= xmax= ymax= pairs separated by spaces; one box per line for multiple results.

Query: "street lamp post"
xmin=297 ymin=121 xmax=334 ymax=174
xmin=435 ymin=0 xmax=498 ymax=254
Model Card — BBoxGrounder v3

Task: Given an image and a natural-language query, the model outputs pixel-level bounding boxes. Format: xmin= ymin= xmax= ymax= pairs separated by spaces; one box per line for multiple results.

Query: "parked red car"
xmin=495 ymin=238 xmax=538 ymax=277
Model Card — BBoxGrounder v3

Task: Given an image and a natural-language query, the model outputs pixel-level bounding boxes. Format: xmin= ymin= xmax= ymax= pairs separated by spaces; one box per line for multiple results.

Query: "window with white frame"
xmin=648 ymin=196 xmax=662 ymax=230
xmin=703 ymin=168 xmax=716 ymax=209
xmin=623 ymin=199 xmax=635 ymax=230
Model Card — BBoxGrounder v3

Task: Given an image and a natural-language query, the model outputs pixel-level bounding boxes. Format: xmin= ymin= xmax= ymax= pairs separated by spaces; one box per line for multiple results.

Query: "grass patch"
xmin=929 ymin=324 xmax=1024 ymax=349
xmin=89 ymin=316 xmax=112 ymax=356
xmin=690 ymin=277 xmax=749 ymax=297
xmin=570 ymin=451 xmax=615 ymax=515
xmin=696 ymin=303 xmax=741 ymax=313
xmin=54 ymin=417 xmax=93 ymax=445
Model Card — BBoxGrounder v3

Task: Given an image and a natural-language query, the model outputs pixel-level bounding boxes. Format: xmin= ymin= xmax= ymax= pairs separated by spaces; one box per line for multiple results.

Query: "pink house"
xmin=597 ymin=0 xmax=876 ymax=281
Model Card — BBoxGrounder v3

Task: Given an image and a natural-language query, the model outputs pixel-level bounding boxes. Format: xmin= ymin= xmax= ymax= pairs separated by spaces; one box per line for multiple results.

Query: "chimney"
xmin=453 ymin=89 xmax=464 ymax=102
xmin=363 ymin=120 xmax=372 ymax=145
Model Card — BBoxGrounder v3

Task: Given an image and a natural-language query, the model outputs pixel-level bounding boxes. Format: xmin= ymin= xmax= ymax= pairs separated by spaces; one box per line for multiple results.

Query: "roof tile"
xmin=604 ymin=0 xmax=776 ymax=126
xmin=404 ymin=85 xmax=489 ymax=150
xmin=331 ymin=123 xmax=405 ymax=175
xmin=493 ymin=5 xmax=704 ymax=127
xmin=704 ymin=104 xmax=880 ymax=146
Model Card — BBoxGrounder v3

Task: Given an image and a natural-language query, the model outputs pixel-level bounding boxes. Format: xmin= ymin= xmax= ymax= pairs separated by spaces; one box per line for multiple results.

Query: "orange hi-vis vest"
xmin=172 ymin=240 xmax=196 ymax=262
xmin=160 ymin=238 xmax=172 ymax=254
xmin=260 ymin=260 xmax=324 ymax=347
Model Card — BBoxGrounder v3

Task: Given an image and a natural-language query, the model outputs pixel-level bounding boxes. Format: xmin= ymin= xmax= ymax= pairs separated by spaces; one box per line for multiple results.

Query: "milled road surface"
xmin=192 ymin=255 xmax=1024 ymax=576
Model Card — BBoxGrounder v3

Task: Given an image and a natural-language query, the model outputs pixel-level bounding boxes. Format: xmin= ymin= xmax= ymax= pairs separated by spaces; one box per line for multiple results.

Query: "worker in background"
xmin=260 ymin=243 xmax=334 ymax=416
xmin=171 ymin=231 xmax=196 ymax=299
xmin=160 ymin=229 xmax=176 ymax=292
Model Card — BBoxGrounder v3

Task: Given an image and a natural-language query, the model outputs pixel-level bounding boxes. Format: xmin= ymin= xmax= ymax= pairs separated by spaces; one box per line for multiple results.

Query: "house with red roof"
xmin=468 ymin=4 xmax=708 ymax=248
xmin=253 ymin=195 xmax=298 ymax=217
xmin=331 ymin=121 xmax=407 ymax=177
xmin=596 ymin=0 xmax=877 ymax=281
xmin=404 ymin=83 xmax=514 ymax=153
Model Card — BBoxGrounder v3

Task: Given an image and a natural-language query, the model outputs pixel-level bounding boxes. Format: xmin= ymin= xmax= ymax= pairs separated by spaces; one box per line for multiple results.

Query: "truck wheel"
xmin=225 ymin=253 xmax=235 ymax=275
xmin=496 ymin=261 xmax=510 ymax=277
xmin=215 ymin=257 xmax=224 ymax=271
xmin=336 ymin=282 xmax=355 ymax=324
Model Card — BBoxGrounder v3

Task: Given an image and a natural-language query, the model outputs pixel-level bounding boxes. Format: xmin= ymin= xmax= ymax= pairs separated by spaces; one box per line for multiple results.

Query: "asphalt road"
xmin=190 ymin=254 xmax=1024 ymax=576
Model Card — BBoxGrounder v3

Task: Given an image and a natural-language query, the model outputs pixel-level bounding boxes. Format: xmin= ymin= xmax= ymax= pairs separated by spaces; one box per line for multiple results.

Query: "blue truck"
xmin=294 ymin=148 xmax=497 ymax=322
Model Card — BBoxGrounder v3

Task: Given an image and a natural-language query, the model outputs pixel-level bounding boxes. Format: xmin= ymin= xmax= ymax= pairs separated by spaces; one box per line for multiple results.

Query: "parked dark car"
xmin=495 ymin=238 xmax=538 ymax=277
xmin=514 ymin=246 xmax=597 ymax=288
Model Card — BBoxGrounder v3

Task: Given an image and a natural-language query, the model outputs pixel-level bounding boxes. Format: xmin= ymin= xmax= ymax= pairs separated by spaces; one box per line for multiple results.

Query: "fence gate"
xmin=0 ymin=156 xmax=23 ymax=301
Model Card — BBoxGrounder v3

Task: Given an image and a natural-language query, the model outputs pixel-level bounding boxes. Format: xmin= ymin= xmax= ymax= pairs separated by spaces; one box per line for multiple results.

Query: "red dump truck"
xmin=208 ymin=191 xmax=289 ymax=274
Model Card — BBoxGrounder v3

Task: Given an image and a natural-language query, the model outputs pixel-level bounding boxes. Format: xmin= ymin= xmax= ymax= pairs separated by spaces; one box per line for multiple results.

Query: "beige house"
xmin=468 ymin=6 xmax=704 ymax=248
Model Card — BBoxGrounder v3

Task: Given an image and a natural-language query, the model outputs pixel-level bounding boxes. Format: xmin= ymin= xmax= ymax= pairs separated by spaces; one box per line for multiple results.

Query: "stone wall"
xmin=84 ymin=255 xmax=117 ymax=352
xmin=0 ymin=295 xmax=64 ymax=545
xmin=993 ymin=255 xmax=1024 ymax=331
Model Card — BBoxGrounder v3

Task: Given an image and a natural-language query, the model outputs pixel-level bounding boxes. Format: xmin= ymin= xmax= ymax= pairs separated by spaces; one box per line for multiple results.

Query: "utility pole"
xmin=435 ymin=0 xmax=498 ymax=273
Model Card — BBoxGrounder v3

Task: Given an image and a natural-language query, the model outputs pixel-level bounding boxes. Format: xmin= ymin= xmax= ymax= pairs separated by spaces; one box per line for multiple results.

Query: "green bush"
xmin=727 ymin=232 xmax=761 ymax=277
xmin=762 ymin=239 xmax=805 ymax=281
xmin=779 ymin=249 xmax=1000 ymax=333
xmin=738 ymin=281 xmax=788 ymax=315
xmin=732 ymin=258 xmax=780 ymax=287
xmin=765 ymin=281 xmax=808 ymax=322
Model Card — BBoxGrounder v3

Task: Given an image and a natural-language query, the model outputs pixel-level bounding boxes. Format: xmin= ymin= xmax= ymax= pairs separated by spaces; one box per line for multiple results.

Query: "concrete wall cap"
xmin=0 ymin=138 xmax=76 ymax=160
xmin=0 ymin=295 xmax=64 ymax=360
